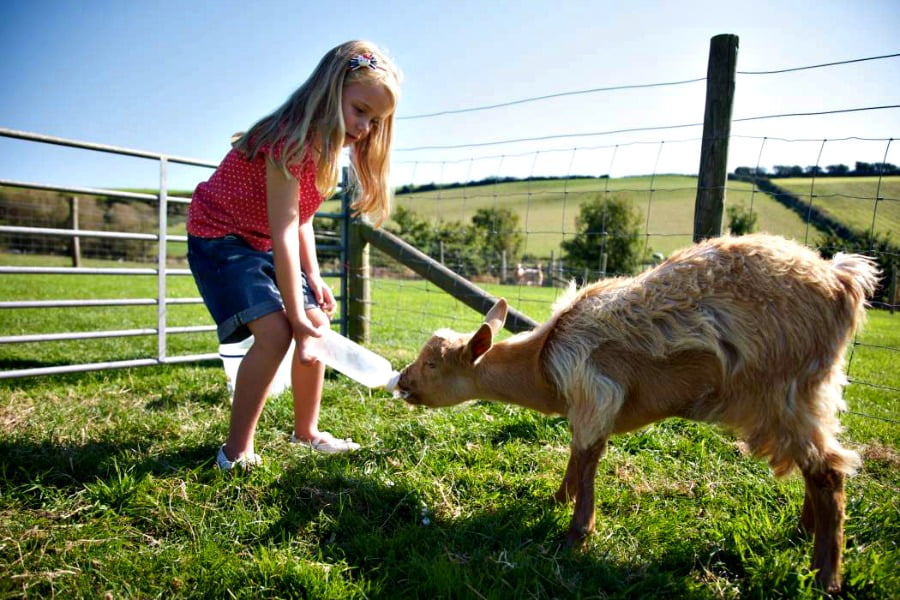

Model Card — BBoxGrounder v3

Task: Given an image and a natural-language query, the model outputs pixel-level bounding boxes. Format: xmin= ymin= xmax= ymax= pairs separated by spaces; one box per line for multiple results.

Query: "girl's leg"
xmin=221 ymin=310 xmax=292 ymax=461
xmin=291 ymin=306 xmax=329 ymax=441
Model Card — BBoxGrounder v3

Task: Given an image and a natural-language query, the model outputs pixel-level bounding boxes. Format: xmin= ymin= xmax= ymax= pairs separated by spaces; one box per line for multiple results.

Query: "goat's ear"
xmin=467 ymin=323 xmax=494 ymax=363
xmin=484 ymin=298 xmax=508 ymax=335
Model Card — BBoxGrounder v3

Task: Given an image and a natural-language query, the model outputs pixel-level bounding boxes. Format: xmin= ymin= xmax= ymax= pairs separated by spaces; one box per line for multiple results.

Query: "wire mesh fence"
xmin=1 ymin=42 xmax=896 ymax=423
xmin=360 ymin=47 xmax=899 ymax=424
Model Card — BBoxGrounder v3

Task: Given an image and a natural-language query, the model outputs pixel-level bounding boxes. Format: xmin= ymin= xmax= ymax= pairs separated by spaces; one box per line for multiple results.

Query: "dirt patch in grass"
xmin=0 ymin=400 xmax=34 ymax=434
xmin=861 ymin=443 xmax=899 ymax=468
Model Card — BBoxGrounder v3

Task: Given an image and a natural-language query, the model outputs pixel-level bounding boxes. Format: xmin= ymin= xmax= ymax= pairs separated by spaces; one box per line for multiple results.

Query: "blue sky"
xmin=1 ymin=0 xmax=898 ymax=191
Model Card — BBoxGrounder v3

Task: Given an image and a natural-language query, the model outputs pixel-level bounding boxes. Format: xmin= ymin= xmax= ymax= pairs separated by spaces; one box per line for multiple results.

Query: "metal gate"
xmin=0 ymin=128 xmax=350 ymax=379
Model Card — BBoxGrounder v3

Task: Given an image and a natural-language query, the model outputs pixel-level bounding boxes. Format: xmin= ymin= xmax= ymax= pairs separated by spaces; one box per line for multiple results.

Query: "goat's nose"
xmin=391 ymin=369 xmax=411 ymax=399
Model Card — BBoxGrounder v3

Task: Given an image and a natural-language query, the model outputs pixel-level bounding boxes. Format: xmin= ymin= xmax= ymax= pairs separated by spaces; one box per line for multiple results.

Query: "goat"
xmin=394 ymin=234 xmax=878 ymax=593
xmin=516 ymin=263 xmax=544 ymax=286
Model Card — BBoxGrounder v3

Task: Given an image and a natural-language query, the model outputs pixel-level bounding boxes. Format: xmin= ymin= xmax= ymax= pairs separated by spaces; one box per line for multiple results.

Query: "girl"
xmin=187 ymin=41 xmax=401 ymax=470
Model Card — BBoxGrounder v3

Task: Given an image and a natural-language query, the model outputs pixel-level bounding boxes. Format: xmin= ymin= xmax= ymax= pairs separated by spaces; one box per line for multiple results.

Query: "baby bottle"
xmin=307 ymin=328 xmax=400 ymax=390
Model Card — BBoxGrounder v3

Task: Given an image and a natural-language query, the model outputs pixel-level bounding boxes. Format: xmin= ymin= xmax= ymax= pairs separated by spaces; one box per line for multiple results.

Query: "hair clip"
xmin=348 ymin=53 xmax=378 ymax=71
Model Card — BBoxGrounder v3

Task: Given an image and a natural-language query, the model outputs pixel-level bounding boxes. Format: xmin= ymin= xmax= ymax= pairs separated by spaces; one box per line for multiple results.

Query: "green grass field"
xmin=1 ymin=269 xmax=897 ymax=598
xmin=377 ymin=175 xmax=849 ymax=259
xmin=773 ymin=177 xmax=900 ymax=239
xmin=1 ymin=175 xmax=897 ymax=597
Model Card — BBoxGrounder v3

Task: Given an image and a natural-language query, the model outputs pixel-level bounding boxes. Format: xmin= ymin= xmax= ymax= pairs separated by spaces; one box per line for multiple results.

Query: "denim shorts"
xmin=187 ymin=234 xmax=318 ymax=343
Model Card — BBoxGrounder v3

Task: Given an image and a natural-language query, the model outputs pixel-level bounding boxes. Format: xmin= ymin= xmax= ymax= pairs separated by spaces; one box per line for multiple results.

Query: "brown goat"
xmin=394 ymin=234 xmax=879 ymax=593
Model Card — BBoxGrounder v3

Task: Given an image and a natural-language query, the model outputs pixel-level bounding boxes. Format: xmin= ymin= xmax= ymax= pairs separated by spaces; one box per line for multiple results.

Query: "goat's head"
xmin=395 ymin=299 xmax=508 ymax=407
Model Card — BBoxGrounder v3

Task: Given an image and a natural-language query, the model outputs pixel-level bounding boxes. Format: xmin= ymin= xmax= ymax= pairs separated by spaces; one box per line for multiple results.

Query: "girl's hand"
xmin=291 ymin=317 xmax=322 ymax=364
xmin=308 ymin=275 xmax=336 ymax=318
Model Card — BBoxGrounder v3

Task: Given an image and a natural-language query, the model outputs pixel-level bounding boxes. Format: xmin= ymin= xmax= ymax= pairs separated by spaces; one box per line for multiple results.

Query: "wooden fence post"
xmin=694 ymin=34 xmax=739 ymax=242
xmin=341 ymin=166 xmax=371 ymax=344
xmin=347 ymin=220 xmax=370 ymax=344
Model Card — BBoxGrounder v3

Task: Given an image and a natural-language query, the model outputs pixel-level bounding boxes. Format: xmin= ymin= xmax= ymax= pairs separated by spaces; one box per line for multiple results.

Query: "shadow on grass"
xmin=260 ymin=467 xmax=701 ymax=599
xmin=0 ymin=360 xmax=225 ymax=390
xmin=0 ymin=438 xmax=218 ymax=488
xmin=145 ymin=385 xmax=224 ymax=409
xmin=0 ymin=358 xmax=50 ymax=371
xmin=0 ymin=437 xmax=839 ymax=597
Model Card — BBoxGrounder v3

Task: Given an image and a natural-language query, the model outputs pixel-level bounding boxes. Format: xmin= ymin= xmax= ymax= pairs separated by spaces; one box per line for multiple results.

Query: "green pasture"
xmin=378 ymin=176 xmax=837 ymax=259
xmin=6 ymin=176 xmax=895 ymax=267
xmin=774 ymin=177 xmax=900 ymax=239
xmin=1 ymin=264 xmax=898 ymax=598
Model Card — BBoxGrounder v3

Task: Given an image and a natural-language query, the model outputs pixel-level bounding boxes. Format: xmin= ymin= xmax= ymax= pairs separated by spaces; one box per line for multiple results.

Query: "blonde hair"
xmin=234 ymin=40 xmax=401 ymax=226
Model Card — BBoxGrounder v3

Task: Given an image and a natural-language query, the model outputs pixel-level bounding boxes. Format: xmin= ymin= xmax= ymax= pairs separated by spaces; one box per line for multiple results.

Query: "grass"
xmin=1 ymin=271 xmax=898 ymax=598
xmin=773 ymin=177 xmax=900 ymax=239
xmin=372 ymin=175 xmax=838 ymax=258
xmin=2 ymin=175 xmax=898 ymax=597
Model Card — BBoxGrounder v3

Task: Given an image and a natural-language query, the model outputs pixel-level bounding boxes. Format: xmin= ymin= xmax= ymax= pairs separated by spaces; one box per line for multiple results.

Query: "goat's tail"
xmin=831 ymin=253 xmax=880 ymax=330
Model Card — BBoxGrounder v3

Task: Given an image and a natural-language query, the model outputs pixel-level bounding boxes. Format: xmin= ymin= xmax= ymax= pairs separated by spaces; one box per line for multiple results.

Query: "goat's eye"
xmin=425 ymin=361 xmax=436 ymax=369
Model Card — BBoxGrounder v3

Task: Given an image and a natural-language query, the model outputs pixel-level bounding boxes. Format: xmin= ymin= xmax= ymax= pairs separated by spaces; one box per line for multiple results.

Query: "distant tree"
xmin=735 ymin=161 xmax=900 ymax=179
xmin=726 ymin=203 xmax=758 ymax=236
xmin=561 ymin=194 xmax=642 ymax=280
xmin=389 ymin=206 xmax=527 ymax=278
xmin=431 ymin=220 xmax=482 ymax=276
xmin=388 ymin=206 xmax=433 ymax=247
xmin=734 ymin=166 xmax=768 ymax=178
xmin=773 ymin=165 xmax=804 ymax=177
xmin=854 ymin=162 xmax=877 ymax=176
xmin=470 ymin=208 xmax=523 ymax=275
xmin=854 ymin=161 xmax=900 ymax=176
xmin=106 ymin=201 xmax=156 ymax=262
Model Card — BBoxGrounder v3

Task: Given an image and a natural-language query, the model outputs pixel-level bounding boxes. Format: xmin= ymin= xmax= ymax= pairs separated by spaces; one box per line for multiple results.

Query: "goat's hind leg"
xmin=553 ymin=452 xmax=578 ymax=504
xmin=563 ymin=438 xmax=608 ymax=548
xmin=799 ymin=484 xmax=815 ymax=535
xmin=801 ymin=466 xmax=846 ymax=594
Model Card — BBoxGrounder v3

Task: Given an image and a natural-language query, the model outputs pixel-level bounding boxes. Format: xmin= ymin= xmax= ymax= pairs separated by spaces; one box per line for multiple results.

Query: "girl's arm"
xmin=266 ymin=161 xmax=319 ymax=357
xmin=298 ymin=219 xmax=336 ymax=317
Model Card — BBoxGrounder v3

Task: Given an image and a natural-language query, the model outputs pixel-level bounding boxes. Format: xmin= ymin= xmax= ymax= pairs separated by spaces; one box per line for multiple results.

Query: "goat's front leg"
xmin=564 ymin=437 xmax=608 ymax=548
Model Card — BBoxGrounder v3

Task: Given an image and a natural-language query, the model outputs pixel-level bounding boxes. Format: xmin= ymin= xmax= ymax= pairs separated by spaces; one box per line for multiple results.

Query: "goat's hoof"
xmin=562 ymin=528 xmax=589 ymax=550
xmin=551 ymin=491 xmax=571 ymax=505
xmin=815 ymin=574 xmax=841 ymax=596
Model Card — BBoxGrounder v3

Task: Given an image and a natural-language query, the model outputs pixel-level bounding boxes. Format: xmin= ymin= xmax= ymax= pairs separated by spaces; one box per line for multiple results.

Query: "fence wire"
xmin=1 ymin=49 xmax=896 ymax=426
xmin=380 ymin=49 xmax=899 ymax=426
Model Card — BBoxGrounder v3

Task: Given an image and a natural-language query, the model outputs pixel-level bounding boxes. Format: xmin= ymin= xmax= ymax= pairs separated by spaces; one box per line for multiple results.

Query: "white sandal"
xmin=291 ymin=432 xmax=360 ymax=454
xmin=216 ymin=445 xmax=262 ymax=471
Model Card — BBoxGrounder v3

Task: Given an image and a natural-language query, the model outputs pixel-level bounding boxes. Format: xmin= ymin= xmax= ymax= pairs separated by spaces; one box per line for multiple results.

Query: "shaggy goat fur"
xmin=395 ymin=234 xmax=879 ymax=593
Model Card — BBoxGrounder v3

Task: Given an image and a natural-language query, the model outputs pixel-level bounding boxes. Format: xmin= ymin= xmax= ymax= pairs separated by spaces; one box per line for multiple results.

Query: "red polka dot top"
xmin=187 ymin=146 xmax=323 ymax=252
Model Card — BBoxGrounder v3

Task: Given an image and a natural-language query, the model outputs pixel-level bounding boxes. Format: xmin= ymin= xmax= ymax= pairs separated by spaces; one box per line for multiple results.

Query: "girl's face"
xmin=342 ymin=81 xmax=393 ymax=147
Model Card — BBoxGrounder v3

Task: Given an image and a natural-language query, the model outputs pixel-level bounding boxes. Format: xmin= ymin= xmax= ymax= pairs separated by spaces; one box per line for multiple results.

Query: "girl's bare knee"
xmin=249 ymin=312 xmax=293 ymax=355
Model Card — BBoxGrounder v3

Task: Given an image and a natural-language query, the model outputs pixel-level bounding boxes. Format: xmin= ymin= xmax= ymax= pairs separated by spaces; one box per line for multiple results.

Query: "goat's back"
xmin=543 ymin=234 xmax=878 ymax=475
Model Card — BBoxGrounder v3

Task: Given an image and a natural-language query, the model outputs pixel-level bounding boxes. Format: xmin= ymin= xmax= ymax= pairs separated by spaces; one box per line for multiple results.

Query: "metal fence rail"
xmin=0 ymin=128 xmax=349 ymax=379
xmin=0 ymin=128 xmax=218 ymax=378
